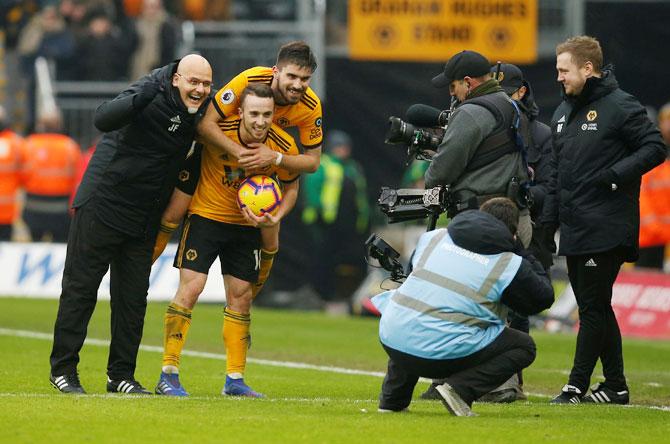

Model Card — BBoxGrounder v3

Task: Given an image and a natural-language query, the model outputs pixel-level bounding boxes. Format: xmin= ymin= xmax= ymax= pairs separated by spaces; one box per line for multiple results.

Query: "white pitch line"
xmin=2 ymin=327 xmax=669 ymax=412
xmin=0 ymin=327 xmax=386 ymax=378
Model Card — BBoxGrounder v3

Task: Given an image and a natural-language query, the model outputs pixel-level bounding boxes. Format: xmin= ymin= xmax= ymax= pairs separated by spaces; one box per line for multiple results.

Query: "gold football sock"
xmin=162 ymin=302 xmax=192 ymax=370
xmin=252 ymin=248 xmax=278 ymax=299
xmin=223 ymin=307 xmax=251 ymax=376
xmin=153 ymin=221 xmax=180 ymax=263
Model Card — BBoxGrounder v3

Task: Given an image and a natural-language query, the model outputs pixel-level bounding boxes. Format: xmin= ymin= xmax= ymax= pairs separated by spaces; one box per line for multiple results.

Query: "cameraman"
xmin=492 ymin=63 xmax=554 ymax=270
xmin=373 ymin=198 xmax=554 ymax=416
xmin=425 ymin=50 xmax=532 ymax=247
xmin=476 ymin=63 xmax=555 ymax=403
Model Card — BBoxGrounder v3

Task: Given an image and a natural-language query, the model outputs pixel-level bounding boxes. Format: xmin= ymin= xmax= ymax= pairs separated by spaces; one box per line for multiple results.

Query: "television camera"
xmin=384 ymin=101 xmax=455 ymax=163
xmin=366 ymin=100 xmax=459 ymax=282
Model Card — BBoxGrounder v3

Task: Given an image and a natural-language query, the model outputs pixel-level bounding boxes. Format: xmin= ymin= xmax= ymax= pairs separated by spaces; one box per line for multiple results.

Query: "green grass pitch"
xmin=1 ymin=297 xmax=669 ymax=443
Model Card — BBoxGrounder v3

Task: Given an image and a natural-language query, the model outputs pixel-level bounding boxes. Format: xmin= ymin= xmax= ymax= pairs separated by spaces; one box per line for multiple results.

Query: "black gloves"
xmin=133 ymin=81 xmax=161 ymax=110
xmin=594 ymin=168 xmax=619 ymax=191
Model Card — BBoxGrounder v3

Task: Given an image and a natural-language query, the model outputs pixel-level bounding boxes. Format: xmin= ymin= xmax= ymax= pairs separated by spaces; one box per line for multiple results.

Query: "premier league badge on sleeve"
xmin=221 ymin=89 xmax=235 ymax=105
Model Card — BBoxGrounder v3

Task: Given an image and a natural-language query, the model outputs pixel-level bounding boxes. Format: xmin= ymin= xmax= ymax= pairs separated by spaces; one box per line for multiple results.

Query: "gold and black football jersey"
xmin=213 ymin=66 xmax=323 ymax=149
xmin=189 ymin=115 xmax=300 ymax=226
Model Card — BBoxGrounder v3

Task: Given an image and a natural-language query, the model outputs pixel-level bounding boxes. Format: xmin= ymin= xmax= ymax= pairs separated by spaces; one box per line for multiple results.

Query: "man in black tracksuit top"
xmin=49 ymin=55 xmax=213 ymax=394
xmin=542 ymin=36 xmax=666 ymax=404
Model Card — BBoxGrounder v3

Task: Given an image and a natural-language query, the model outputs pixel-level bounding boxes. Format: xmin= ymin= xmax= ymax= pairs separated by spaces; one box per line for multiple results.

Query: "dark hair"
xmin=479 ymin=197 xmax=519 ymax=235
xmin=239 ymin=83 xmax=274 ymax=107
xmin=276 ymin=41 xmax=317 ymax=72
xmin=556 ymin=36 xmax=603 ymax=73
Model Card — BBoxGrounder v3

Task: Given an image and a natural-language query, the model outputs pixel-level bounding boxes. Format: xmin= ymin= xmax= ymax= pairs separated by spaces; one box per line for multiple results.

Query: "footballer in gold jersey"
xmin=153 ymin=41 xmax=323 ymax=301
xmin=155 ymin=84 xmax=299 ymax=398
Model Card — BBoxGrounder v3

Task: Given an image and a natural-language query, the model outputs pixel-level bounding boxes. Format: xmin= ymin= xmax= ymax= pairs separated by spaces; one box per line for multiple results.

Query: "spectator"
xmin=21 ymin=110 xmax=81 ymax=242
xmin=637 ymin=103 xmax=670 ymax=270
xmin=130 ymin=0 xmax=180 ymax=80
xmin=302 ymin=130 xmax=370 ymax=313
xmin=75 ymin=8 xmax=131 ymax=80
xmin=58 ymin=0 xmax=89 ymax=39
xmin=0 ymin=105 xmax=25 ymax=241
xmin=0 ymin=0 xmax=40 ymax=51
xmin=17 ymin=4 xmax=76 ymax=79
xmin=16 ymin=4 xmax=76 ymax=129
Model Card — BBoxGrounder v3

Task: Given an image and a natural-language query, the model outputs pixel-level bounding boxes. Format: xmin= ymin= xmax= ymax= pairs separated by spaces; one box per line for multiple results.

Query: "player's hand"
xmin=241 ymin=206 xmax=280 ymax=228
xmin=239 ymin=143 xmax=278 ymax=169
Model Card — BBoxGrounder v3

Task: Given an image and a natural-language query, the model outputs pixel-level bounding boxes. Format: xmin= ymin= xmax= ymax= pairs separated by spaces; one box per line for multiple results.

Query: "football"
xmin=237 ymin=175 xmax=283 ymax=216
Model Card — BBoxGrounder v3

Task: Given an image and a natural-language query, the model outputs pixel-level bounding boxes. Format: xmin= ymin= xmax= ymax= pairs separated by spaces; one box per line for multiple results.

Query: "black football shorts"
xmin=174 ymin=214 xmax=261 ymax=282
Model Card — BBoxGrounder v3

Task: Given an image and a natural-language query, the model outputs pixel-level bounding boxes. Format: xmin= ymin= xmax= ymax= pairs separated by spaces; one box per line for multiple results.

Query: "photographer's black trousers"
xmin=379 ymin=328 xmax=536 ymax=411
xmin=566 ymin=248 xmax=627 ymax=392
xmin=50 ymin=201 xmax=154 ymax=380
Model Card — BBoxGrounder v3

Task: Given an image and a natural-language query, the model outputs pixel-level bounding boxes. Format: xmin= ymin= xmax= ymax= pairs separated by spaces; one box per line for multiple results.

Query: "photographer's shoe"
xmin=478 ymin=388 xmax=518 ymax=403
xmin=582 ymin=383 xmax=629 ymax=405
xmin=419 ymin=383 xmax=442 ymax=400
xmin=550 ymin=384 xmax=584 ymax=404
xmin=50 ymin=373 xmax=86 ymax=394
xmin=478 ymin=374 xmax=522 ymax=403
xmin=107 ymin=378 xmax=152 ymax=394
xmin=435 ymin=383 xmax=477 ymax=417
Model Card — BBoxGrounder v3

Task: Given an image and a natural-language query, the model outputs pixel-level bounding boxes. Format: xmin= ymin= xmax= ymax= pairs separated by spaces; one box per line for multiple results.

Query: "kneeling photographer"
xmin=373 ymin=198 xmax=554 ymax=416
xmin=425 ymin=50 xmax=532 ymax=247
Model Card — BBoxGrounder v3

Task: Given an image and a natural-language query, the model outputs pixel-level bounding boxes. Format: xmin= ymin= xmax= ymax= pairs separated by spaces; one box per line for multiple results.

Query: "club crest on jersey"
xmin=277 ymin=117 xmax=290 ymax=127
xmin=221 ymin=89 xmax=235 ymax=105
xmin=315 ymin=117 xmax=322 ymax=127
xmin=587 ymin=110 xmax=597 ymax=121
xmin=178 ymin=170 xmax=190 ymax=182
xmin=186 ymin=249 xmax=198 ymax=261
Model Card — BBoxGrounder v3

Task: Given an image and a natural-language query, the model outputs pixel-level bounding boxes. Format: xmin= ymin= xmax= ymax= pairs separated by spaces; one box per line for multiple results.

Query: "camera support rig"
xmin=377 ymin=185 xmax=451 ymax=230
xmin=364 ymin=186 xmax=452 ymax=282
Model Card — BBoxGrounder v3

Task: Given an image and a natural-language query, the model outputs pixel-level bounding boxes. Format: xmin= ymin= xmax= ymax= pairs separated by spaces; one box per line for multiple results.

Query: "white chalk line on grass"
xmin=0 ymin=327 xmax=385 ymax=377
xmin=0 ymin=392 xmax=668 ymax=413
xmin=0 ymin=392 xmax=374 ymax=403
xmin=2 ymin=327 xmax=668 ymax=412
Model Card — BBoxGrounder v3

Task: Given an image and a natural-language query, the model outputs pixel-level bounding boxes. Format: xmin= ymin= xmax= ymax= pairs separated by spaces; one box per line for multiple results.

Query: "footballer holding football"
xmin=155 ymin=83 xmax=300 ymax=397
xmin=153 ymin=41 xmax=323 ymax=301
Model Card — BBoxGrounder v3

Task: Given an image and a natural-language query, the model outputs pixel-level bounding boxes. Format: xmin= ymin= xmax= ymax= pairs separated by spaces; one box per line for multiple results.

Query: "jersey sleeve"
xmin=276 ymin=137 xmax=301 ymax=183
xmin=212 ymin=72 xmax=249 ymax=119
xmin=297 ymin=92 xmax=323 ymax=149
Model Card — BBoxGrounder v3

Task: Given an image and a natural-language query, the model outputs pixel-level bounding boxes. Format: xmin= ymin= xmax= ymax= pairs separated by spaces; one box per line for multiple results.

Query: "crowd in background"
xmin=2 ymin=1 xmax=670 ymax=314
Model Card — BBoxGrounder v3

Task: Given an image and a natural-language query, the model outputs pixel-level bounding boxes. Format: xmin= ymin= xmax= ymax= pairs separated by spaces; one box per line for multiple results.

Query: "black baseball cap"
xmin=432 ymin=50 xmax=491 ymax=88
xmin=490 ymin=63 xmax=525 ymax=94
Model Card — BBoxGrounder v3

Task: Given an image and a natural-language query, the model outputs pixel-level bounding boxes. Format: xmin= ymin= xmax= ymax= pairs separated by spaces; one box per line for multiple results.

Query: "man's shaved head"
xmin=173 ymin=54 xmax=212 ymax=113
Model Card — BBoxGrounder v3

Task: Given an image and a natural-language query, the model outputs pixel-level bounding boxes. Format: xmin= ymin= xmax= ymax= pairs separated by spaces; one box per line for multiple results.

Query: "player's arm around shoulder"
xmin=197 ymin=101 xmax=246 ymax=159
xmin=278 ymin=116 xmax=321 ymax=174
xmin=287 ymin=96 xmax=324 ymax=174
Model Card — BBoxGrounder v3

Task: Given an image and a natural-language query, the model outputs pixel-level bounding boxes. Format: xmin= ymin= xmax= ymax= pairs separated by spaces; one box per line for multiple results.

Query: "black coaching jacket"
xmin=542 ymin=69 xmax=666 ymax=260
xmin=73 ymin=61 xmax=209 ymax=239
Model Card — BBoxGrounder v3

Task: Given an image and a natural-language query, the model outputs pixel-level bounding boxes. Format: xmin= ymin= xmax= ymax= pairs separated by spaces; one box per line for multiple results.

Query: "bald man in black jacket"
xmin=49 ymin=55 xmax=212 ymax=395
